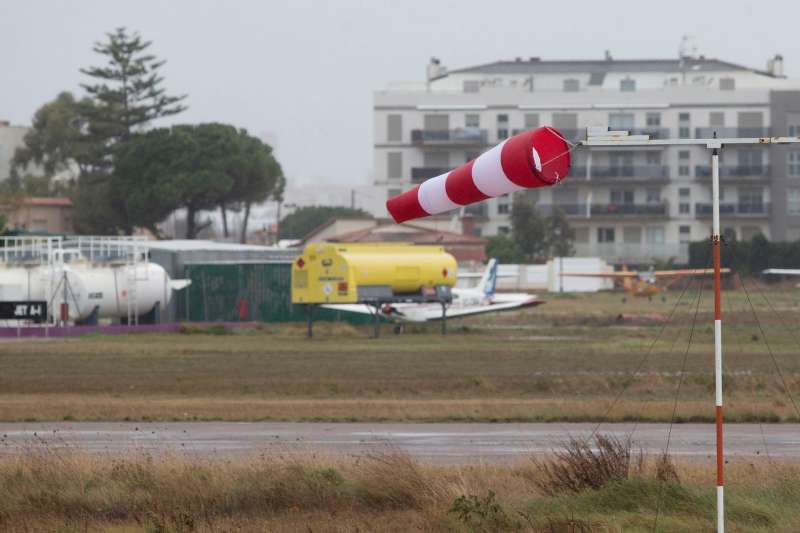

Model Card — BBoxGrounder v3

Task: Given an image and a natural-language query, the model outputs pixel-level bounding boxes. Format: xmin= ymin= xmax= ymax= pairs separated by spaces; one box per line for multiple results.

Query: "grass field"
xmin=1 ymin=449 xmax=798 ymax=532
xmin=1 ymin=283 xmax=799 ymax=423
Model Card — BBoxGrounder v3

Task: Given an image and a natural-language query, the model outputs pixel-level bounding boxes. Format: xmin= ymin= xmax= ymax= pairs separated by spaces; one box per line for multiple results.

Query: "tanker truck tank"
xmin=291 ymin=243 xmax=457 ymax=304
xmin=0 ymin=261 xmax=190 ymax=323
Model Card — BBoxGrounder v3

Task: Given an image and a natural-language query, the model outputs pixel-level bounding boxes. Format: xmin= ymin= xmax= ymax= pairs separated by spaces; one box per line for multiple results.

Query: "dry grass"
xmin=0 ymin=447 xmax=798 ymax=532
xmin=0 ymin=287 xmax=798 ymax=423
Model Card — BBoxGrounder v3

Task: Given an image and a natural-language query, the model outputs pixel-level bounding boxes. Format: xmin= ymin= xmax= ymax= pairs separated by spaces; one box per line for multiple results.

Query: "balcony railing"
xmin=695 ymin=127 xmax=772 ymax=138
xmin=695 ymin=202 xmax=770 ymax=217
xmin=591 ymin=202 xmax=669 ymax=216
xmin=510 ymin=128 xmax=586 ymax=141
xmin=411 ymin=167 xmax=449 ymax=183
xmin=629 ymin=127 xmax=670 ymax=139
xmin=411 ymin=128 xmax=487 ymax=145
xmin=695 ymin=165 xmax=770 ymax=179
xmin=535 ymin=203 xmax=668 ymax=217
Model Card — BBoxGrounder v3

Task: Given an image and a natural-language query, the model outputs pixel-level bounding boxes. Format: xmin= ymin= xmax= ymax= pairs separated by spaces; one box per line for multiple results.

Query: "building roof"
xmin=330 ymin=220 xmax=486 ymax=245
xmin=23 ymin=197 xmax=73 ymax=207
xmin=440 ymin=57 xmax=775 ymax=79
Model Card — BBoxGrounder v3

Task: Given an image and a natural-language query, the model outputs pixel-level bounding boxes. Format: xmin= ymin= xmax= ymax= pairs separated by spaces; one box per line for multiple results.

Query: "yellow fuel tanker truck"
xmin=291 ymin=243 xmax=457 ymax=304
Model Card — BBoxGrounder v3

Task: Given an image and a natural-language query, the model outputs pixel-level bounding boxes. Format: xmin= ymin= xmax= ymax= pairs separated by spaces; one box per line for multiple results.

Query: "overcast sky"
xmin=3 ymin=0 xmax=799 ymax=188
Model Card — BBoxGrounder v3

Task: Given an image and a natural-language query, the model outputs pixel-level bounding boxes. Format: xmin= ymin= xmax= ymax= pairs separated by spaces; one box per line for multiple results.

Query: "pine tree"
xmin=80 ymin=27 xmax=187 ymax=142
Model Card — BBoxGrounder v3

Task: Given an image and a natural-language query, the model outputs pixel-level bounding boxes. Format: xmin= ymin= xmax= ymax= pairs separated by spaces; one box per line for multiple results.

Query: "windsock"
xmin=386 ymin=127 xmax=571 ymax=223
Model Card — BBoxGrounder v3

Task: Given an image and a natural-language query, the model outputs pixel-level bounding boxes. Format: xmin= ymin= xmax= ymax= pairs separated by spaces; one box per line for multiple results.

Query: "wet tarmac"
xmin=1 ymin=422 xmax=798 ymax=463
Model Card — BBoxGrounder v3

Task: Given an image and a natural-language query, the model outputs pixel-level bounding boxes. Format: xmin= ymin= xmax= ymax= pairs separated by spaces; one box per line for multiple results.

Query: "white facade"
xmin=0 ymin=122 xmax=28 ymax=182
xmin=373 ymin=56 xmax=800 ymax=264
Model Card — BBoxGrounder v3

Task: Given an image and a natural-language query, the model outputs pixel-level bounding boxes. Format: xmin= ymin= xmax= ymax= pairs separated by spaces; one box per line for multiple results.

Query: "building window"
xmin=497 ymin=202 xmax=510 ymax=215
xmin=678 ymin=112 xmax=691 ymax=139
xmin=710 ymin=111 xmax=725 ymax=127
xmin=740 ymin=187 xmax=764 ymax=209
xmin=387 ymin=152 xmax=402 ymax=179
xmin=646 ymin=152 xmax=662 ymax=165
xmin=597 ymin=228 xmax=615 ymax=243
xmin=463 ymin=80 xmax=479 ymax=93
xmin=789 ymin=151 xmax=800 ymax=177
xmin=524 ymin=113 xmax=540 ymax=129
xmin=788 ymin=113 xmax=800 ymax=137
xmin=788 ymin=190 xmax=800 ymax=215
xmin=497 ymin=114 xmax=509 ymax=140
xmin=719 ymin=78 xmax=736 ymax=91
xmin=465 ymin=113 xmax=480 ymax=129
xmin=646 ymin=188 xmax=661 ymax=204
xmin=387 ymin=114 xmax=402 ymax=142
xmin=646 ymin=226 xmax=665 ymax=244
xmin=620 ymin=78 xmax=636 ymax=92
xmin=563 ymin=78 xmax=580 ymax=92
xmin=623 ymin=226 xmax=641 ymax=244
xmin=611 ymin=189 xmax=634 ymax=205
xmin=609 ymin=113 xmax=634 ymax=130
xmin=646 ymin=113 xmax=661 ymax=127
xmin=678 ymin=150 xmax=690 ymax=176
xmin=679 ymin=225 xmax=691 ymax=243
xmin=498 ymin=226 xmax=510 ymax=235
xmin=679 ymin=187 xmax=690 ymax=214
xmin=574 ymin=227 xmax=589 ymax=243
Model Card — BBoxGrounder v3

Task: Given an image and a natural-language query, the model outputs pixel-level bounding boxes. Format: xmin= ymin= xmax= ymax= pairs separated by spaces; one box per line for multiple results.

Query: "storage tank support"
xmin=440 ymin=302 xmax=447 ymax=336
xmin=306 ymin=304 xmax=314 ymax=338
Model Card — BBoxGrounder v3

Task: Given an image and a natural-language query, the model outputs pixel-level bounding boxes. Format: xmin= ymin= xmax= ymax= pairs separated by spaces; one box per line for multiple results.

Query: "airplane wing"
xmin=561 ymin=272 xmax=638 ymax=278
xmin=652 ymin=268 xmax=731 ymax=277
xmin=322 ymin=297 xmax=544 ymax=322
xmin=430 ymin=297 xmax=545 ymax=320
xmin=763 ymin=269 xmax=800 ymax=276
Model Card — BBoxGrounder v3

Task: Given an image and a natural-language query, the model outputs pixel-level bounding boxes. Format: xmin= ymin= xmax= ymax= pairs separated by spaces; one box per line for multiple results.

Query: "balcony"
xmin=695 ymin=127 xmax=772 ymax=138
xmin=411 ymin=128 xmax=487 ymax=146
xmin=564 ymin=165 xmax=669 ymax=184
xmin=411 ymin=167 xmax=449 ymax=183
xmin=695 ymin=165 xmax=770 ymax=181
xmin=695 ymin=202 xmax=770 ymax=217
xmin=629 ymin=127 xmax=670 ymax=139
xmin=535 ymin=203 xmax=668 ymax=218
xmin=536 ymin=204 xmax=588 ymax=217
xmin=591 ymin=202 xmax=669 ymax=217
xmin=574 ymin=242 xmax=689 ymax=264
xmin=510 ymin=128 xmax=586 ymax=141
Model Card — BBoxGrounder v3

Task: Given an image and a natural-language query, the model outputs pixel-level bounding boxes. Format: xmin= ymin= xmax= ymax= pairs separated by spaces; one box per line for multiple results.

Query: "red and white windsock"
xmin=386 ymin=127 xmax=571 ymax=223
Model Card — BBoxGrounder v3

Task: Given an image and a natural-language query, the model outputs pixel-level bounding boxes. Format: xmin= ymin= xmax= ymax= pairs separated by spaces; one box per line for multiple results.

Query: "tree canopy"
xmin=111 ymin=124 xmax=283 ymax=239
xmin=80 ymin=27 xmax=186 ymax=142
xmin=10 ymin=91 xmax=96 ymax=190
xmin=507 ymin=196 xmax=574 ymax=262
xmin=14 ymin=27 xmax=286 ymax=239
xmin=279 ymin=206 xmax=371 ymax=240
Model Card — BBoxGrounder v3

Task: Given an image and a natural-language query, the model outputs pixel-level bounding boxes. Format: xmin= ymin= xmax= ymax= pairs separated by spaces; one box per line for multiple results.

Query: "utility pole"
xmin=577 ymin=127 xmax=800 ymax=533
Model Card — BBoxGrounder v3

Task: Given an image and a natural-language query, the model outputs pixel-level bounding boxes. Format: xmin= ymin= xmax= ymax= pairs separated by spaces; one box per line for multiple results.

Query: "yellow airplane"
xmin=563 ymin=266 xmax=731 ymax=301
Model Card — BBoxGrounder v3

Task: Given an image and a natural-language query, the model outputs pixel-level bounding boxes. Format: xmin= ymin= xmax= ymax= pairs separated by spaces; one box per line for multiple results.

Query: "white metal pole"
xmin=711 ymin=147 xmax=724 ymax=533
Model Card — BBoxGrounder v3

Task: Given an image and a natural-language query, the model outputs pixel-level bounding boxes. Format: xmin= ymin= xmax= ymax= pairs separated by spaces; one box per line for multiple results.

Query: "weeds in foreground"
xmin=0 ymin=446 xmax=799 ymax=532
xmin=533 ymin=434 xmax=643 ymax=496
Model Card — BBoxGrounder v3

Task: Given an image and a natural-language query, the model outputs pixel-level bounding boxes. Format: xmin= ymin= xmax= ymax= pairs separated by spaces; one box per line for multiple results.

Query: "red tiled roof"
xmin=23 ymin=197 xmax=73 ymax=207
xmin=330 ymin=221 xmax=486 ymax=245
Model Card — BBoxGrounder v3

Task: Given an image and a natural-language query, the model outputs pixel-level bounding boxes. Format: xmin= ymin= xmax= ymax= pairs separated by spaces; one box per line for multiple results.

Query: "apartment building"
xmin=373 ymin=55 xmax=800 ymax=264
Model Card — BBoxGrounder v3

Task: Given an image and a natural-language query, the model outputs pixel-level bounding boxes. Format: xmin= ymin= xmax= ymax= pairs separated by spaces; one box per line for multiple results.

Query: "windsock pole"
xmin=711 ymin=145 xmax=724 ymax=533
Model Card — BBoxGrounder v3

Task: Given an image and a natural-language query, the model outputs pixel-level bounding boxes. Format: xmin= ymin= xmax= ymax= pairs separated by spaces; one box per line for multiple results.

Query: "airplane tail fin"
xmin=476 ymin=258 xmax=498 ymax=298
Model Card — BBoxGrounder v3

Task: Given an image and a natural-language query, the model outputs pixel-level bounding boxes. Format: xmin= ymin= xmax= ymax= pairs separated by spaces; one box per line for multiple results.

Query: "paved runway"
xmin=1 ymin=422 xmax=798 ymax=463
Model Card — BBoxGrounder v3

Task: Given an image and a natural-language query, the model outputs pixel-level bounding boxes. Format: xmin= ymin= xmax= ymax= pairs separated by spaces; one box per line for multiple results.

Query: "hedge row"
xmin=688 ymin=235 xmax=800 ymax=276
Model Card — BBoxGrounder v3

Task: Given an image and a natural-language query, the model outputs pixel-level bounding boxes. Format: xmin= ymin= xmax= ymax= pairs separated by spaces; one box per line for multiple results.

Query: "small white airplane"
xmin=763 ymin=268 xmax=800 ymax=287
xmin=322 ymin=258 xmax=543 ymax=324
